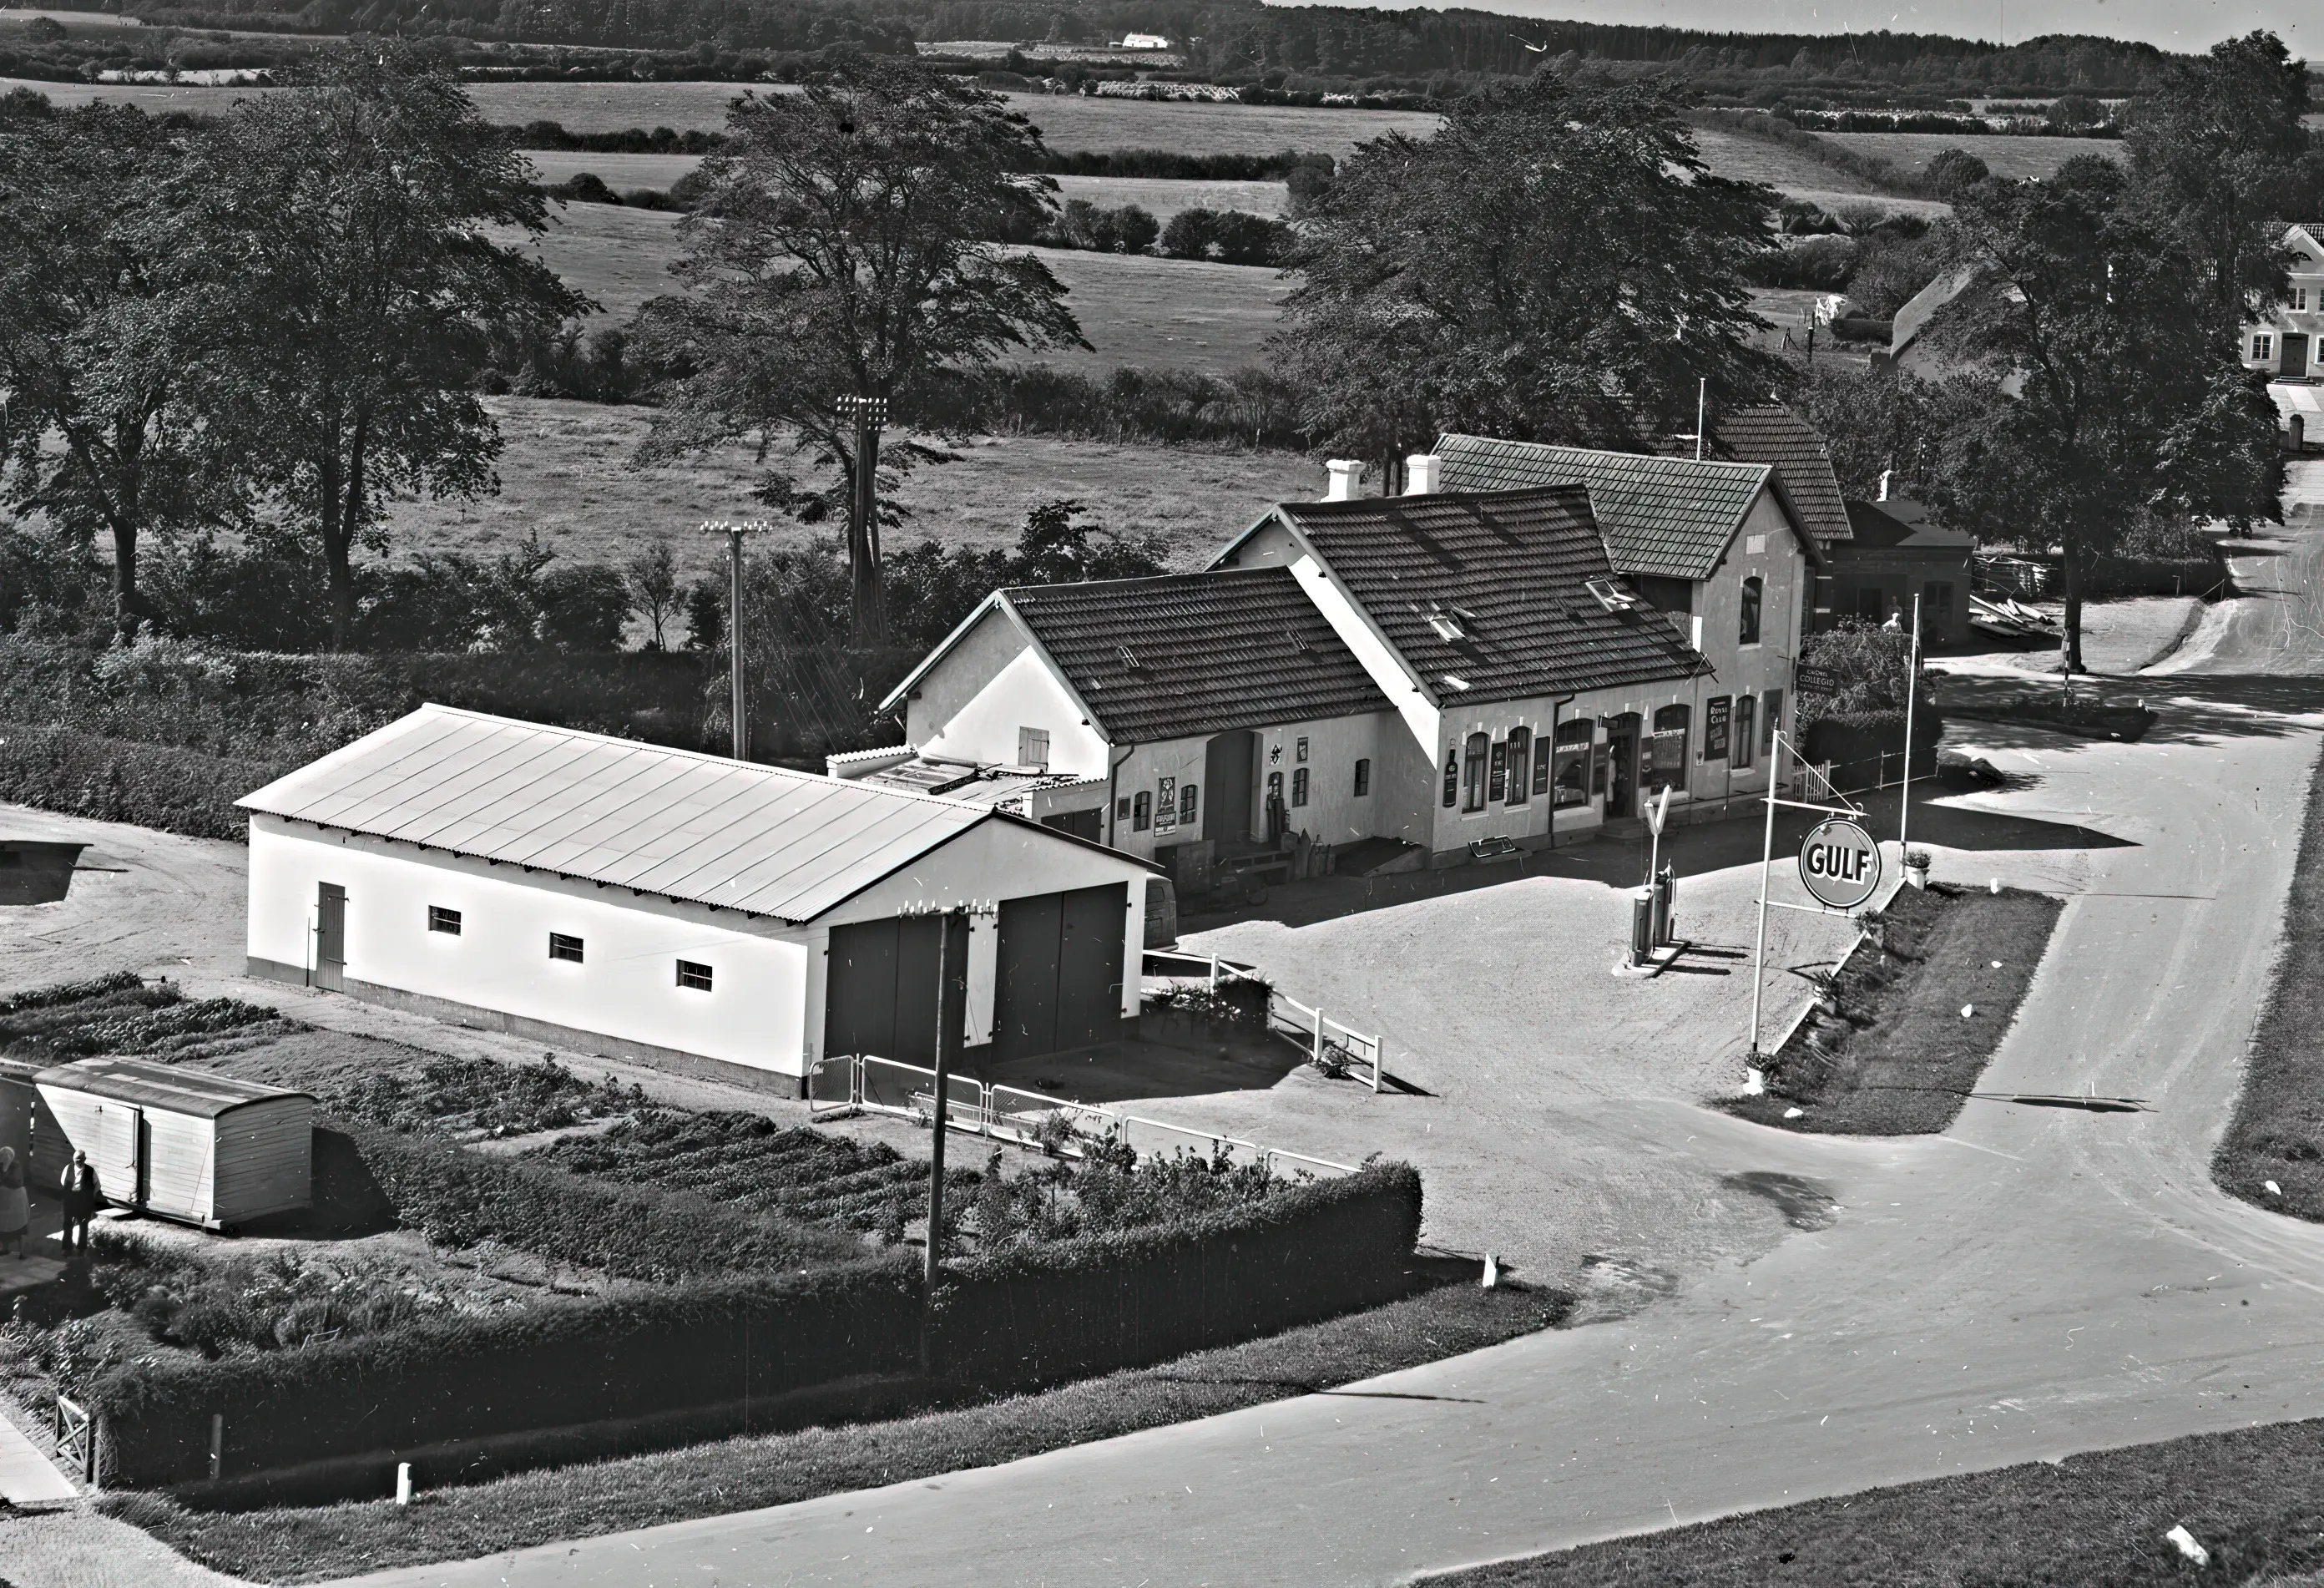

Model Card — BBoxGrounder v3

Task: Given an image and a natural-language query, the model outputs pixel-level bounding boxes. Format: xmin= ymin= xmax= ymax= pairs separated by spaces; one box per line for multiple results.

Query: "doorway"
xmin=2286 ymin=334 xmax=2311 ymax=379
xmin=1604 ymin=716 xmax=1639 ymax=818
xmin=1202 ymin=730 xmax=1255 ymax=843
xmin=825 ymin=914 xmax=969 ymax=1065
xmin=315 ymin=883 xmax=346 ymax=992
xmin=993 ymin=883 xmax=1127 ymax=1060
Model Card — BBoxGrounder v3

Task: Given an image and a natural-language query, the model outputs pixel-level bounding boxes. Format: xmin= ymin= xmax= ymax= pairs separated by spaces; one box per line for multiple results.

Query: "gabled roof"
xmin=1842 ymin=498 xmax=1975 ymax=551
xmin=1433 ymin=434 xmax=1782 ymax=579
xmin=1256 ymin=487 xmax=1707 ymax=707
xmin=37 ymin=1056 xmax=309 ymax=1119
xmin=1002 ymin=568 xmax=1392 ymax=743
xmin=237 ymin=706 xmax=1141 ymax=924
xmin=1712 ymin=407 xmax=1852 ymax=545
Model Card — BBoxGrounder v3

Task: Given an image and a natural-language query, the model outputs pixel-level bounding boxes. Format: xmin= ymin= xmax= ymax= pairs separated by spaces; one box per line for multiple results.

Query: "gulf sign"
xmin=1799 ymin=818 xmax=1882 ymax=909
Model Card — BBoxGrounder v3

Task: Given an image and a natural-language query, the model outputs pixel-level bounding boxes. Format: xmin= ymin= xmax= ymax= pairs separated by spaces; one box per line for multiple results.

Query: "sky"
xmin=1305 ymin=0 xmax=2310 ymax=58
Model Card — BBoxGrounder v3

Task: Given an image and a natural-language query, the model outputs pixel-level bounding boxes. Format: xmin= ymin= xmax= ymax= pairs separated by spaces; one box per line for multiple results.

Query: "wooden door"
xmin=89 ymin=1100 xmax=142 ymax=1208
xmin=993 ymin=893 xmax=1063 ymax=1061
xmin=825 ymin=917 xmax=962 ymax=1065
xmin=315 ymin=883 xmax=346 ymax=992
xmin=1054 ymin=884 xmax=1127 ymax=1051
xmin=2286 ymin=334 xmax=2311 ymax=378
xmin=1203 ymin=731 xmax=1255 ymax=842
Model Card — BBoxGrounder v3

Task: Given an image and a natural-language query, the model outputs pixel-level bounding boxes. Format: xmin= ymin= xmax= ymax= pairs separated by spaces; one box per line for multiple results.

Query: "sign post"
xmin=1745 ymin=733 xmax=1881 ymax=1082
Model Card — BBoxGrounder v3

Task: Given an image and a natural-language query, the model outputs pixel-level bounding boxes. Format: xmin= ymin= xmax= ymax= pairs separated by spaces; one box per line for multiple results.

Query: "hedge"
xmin=0 ymin=721 xmax=289 ymax=839
xmin=342 ymin=1120 xmax=860 ymax=1283
xmin=87 ymin=1161 xmax=1422 ymax=1494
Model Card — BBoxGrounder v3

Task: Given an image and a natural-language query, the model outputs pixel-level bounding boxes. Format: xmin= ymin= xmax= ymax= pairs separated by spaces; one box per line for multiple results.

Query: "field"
xmin=1687 ymin=126 xmax=1951 ymax=216
xmin=381 ymin=395 xmax=1319 ymax=579
xmin=1821 ymin=129 xmax=2123 ymax=178
xmin=518 ymin=150 xmax=1288 ymax=219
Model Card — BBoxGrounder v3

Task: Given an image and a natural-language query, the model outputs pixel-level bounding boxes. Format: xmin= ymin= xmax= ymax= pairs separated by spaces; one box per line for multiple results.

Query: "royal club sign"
xmin=1799 ymin=818 xmax=1882 ymax=909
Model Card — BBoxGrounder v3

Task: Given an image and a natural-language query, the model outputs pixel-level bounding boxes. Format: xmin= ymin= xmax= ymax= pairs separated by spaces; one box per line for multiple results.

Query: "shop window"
xmin=548 ymin=933 xmax=584 ymax=964
xmin=1739 ymin=577 xmax=1763 ymax=646
xmin=1018 ymin=727 xmax=1049 ymax=768
xmin=1704 ymin=695 xmax=1730 ymax=761
xmin=1354 ymin=758 xmax=1372 ymax=797
xmin=676 ymin=960 xmax=714 ymax=992
xmin=1291 ymin=767 xmax=1310 ymax=807
xmin=1132 ymin=791 xmax=1151 ymax=832
xmin=1488 ymin=737 xmax=1508 ymax=802
xmin=1506 ymin=727 xmax=1531 ymax=806
xmin=1762 ymin=689 xmax=1783 ymax=757
xmin=1180 ymin=782 xmax=1199 ymax=827
xmin=427 ymin=906 xmax=462 ymax=936
xmin=1461 ymin=731 xmax=1489 ymax=812
xmin=1553 ymin=718 xmax=1593 ymax=808
xmin=1733 ymin=694 xmax=1756 ymax=770
xmin=1645 ymin=705 xmax=1690 ymax=792
xmin=1442 ymin=746 xmax=1458 ymax=808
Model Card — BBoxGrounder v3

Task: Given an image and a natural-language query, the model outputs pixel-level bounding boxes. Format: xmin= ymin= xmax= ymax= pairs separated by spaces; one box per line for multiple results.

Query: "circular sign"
xmin=1799 ymin=819 xmax=1882 ymax=909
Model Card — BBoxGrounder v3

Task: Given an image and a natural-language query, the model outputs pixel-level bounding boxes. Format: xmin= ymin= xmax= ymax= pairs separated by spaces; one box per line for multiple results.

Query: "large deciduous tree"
xmin=0 ymin=96 xmax=220 ymax=637
xmin=1275 ymin=74 xmax=1787 ymax=478
xmin=632 ymin=56 xmax=1084 ymax=646
xmin=171 ymin=48 xmax=588 ymax=649
xmin=1931 ymin=154 xmax=2281 ymax=670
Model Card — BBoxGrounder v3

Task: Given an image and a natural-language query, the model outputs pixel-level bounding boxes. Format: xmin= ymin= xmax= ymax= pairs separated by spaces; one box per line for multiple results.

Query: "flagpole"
xmin=1898 ymin=592 xmax=1921 ymax=862
xmin=1748 ymin=730 xmax=1783 ymax=1085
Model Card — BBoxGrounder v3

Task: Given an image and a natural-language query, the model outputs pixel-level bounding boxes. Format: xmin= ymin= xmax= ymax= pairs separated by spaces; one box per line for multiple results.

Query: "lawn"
xmin=1725 ymin=882 xmax=2064 ymax=1135
xmin=1425 ymin=1414 xmax=2324 ymax=1585
xmin=495 ymin=200 xmax=1291 ymax=370
xmin=106 ymin=1277 xmax=1569 ymax=1585
xmin=2215 ymin=723 xmax=2324 ymax=1218
xmin=379 ymin=395 xmax=1318 ymax=583
xmin=1821 ymin=130 xmax=2123 ymax=179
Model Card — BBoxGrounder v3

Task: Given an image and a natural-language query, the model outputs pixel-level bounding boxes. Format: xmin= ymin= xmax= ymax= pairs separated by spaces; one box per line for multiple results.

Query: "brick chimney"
xmin=1403 ymin=453 xmax=1442 ymax=495
xmin=1323 ymin=459 xmax=1363 ymax=502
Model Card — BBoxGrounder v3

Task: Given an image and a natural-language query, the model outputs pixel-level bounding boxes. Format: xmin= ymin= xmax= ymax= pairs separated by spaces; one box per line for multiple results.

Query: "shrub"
xmin=0 ymin=721 xmax=290 ymax=840
xmin=1159 ymin=207 xmax=1293 ymax=266
xmin=328 ymin=1053 xmax=644 ymax=1140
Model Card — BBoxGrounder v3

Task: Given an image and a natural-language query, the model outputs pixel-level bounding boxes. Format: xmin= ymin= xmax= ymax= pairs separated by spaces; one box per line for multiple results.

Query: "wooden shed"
xmin=33 ymin=1058 xmax=312 ymax=1229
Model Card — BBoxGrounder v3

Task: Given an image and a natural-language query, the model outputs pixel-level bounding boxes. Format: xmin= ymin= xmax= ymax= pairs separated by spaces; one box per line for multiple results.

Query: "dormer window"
xmin=1428 ymin=614 xmax=1466 ymax=642
xmin=1585 ymin=577 xmax=1644 ymax=613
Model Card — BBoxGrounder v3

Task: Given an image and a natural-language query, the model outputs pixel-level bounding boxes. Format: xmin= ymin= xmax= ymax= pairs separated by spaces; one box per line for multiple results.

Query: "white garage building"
xmin=240 ymin=706 xmax=1156 ymax=1093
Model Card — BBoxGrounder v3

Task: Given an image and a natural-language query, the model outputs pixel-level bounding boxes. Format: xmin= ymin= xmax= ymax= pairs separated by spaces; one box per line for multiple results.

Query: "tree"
xmin=632 ymin=55 xmax=1085 ymax=645
xmin=0 ymin=99 xmax=222 ymax=636
xmin=1275 ymin=75 xmax=1787 ymax=474
xmin=1931 ymin=154 xmax=2281 ymax=670
xmin=2124 ymin=31 xmax=2324 ymax=345
xmin=168 ymin=48 xmax=589 ymax=649
xmin=624 ymin=537 xmax=680 ymax=649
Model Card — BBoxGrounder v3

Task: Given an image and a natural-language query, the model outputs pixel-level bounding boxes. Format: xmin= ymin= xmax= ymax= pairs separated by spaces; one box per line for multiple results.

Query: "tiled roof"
xmin=1266 ymin=487 xmax=1707 ymax=707
xmin=237 ymin=705 xmax=1125 ymax=923
xmin=1434 ymin=435 xmax=1771 ymax=579
xmin=1003 ymin=568 xmax=1392 ymax=742
xmin=1713 ymin=407 xmax=1852 ymax=545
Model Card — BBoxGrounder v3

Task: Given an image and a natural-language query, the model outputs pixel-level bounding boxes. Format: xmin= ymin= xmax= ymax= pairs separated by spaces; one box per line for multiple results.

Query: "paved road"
xmin=338 ymin=470 xmax=2324 ymax=1587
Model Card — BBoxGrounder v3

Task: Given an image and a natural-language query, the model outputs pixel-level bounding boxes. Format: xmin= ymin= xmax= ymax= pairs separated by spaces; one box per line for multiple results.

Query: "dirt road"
xmin=326 ymin=468 xmax=2324 ymax=1587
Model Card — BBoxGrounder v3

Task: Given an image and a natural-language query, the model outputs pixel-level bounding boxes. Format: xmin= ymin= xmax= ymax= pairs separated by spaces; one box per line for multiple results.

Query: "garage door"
xmin=825 ymin=915 xmax=969 ymax=1065
xmin=993 ymin=883 xmax=1127 ymax=1060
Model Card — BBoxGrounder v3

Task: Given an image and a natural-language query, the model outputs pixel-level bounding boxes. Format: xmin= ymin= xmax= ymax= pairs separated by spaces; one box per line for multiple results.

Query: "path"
xmin=321 ymin=469 xmax=2324 ymax=1585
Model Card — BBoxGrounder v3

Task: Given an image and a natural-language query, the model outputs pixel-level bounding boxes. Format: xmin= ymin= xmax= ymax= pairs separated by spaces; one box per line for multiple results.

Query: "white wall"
xmin=1685 ymin=490 xmax=1806 ymax=802
xmin=248 ymin=816 xmax=814 ymax=1078
xmin=1102 ymin=714 xmax=1392 ymax=857
xmin=904 ymin=610 xmax=1109 ymax=777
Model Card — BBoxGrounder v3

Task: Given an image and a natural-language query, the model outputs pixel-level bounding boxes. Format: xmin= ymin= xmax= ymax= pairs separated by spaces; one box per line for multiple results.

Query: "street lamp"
xmin=699 ymin=520 xmax=770 ymax=760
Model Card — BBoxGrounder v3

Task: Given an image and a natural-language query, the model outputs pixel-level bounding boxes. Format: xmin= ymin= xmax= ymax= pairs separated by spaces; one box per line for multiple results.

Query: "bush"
xmin=328 ymin=1053 xmax=644 ymax=1140
xmin=0 ymin=721 xmax=290 ymax=840
xmin=1159 ymin=207 xmax=1293 ymax=266
xmin=1043 ymin=198 xmax=1159 ymax=254
xmin=1743 ymin=233 xmax=1857 ymax=291
xmin=0 ymin=975 xmax=288 ymax=1065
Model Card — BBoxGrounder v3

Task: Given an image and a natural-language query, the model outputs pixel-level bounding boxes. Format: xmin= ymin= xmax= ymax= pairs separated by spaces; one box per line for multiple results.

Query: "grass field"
xmin=111 ymin=1279 xmax=1569 ymax=1584
xmin=381 ymin=395 xmax=1317 ymax=579
xmin=498 ymin=200 xmax=1290 ymax=368
xmin=1821 ymin=130 xmax=2123 ymax=179
xmin=1427 ymin=1414 xmax=2324 ymax=1585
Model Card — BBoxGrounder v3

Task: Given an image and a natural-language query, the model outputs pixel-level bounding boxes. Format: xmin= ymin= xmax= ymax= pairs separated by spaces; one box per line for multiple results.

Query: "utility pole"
xmin=700 ymin=520 xmax=768 ymax=760
xmin=1898 ymin=589 xmax=1922 ymax=861
xmin=836 ymin=395 xmax=891 ymax=645
xmin=918 ymin=903 xmax=979 ymax=1374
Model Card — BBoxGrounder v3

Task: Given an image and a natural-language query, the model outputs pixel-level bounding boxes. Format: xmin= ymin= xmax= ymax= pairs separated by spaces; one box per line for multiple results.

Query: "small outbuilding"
xmin=33 ymin=1057 xmax=314 ymax=1229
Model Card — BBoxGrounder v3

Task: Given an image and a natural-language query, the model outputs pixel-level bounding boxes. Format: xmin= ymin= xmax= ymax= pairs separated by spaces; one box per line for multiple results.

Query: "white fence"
xmin=1140 ymin=949 xmax=1386 ymax=1092
xmin=811 ymin=1052 xmax=1355 ymax=1179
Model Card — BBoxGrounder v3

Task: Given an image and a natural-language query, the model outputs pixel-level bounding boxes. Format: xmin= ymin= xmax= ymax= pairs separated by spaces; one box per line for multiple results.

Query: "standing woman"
xmin=0 ymin=1146 xmax=28 ymax=1260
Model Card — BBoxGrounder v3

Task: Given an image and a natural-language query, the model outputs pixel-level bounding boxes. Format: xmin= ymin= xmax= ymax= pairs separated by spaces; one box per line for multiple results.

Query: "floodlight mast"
xmin=700 ymin=520 xmax=770 ymax=759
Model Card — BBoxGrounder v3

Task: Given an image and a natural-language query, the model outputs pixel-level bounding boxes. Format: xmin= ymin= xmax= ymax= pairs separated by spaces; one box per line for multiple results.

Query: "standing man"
xmin=59 ymin=1149 xmax=100 ymax=1258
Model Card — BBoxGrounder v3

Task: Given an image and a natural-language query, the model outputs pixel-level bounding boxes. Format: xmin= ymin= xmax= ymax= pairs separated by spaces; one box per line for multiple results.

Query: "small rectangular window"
xmin=1291 ymin=767 xmax=1310 ymax=807
xmin=548 ymin=932 xmax=584 ymax=964
xmin=1180 ymin=782 xmax=1198 ymax=826
xmin=1132 ymin=791 xmax=1151 ymax=832
xmin=1739 ymin=576 xmax=1763 ymax=647
xmin=1018 ymin=727 xmax=1049 ymax=768
xmin=676 ymin=959 xmax=713 ymax=992
xmin=1353 ymin=758 xmax=1372 ymax=797
xmin=1116 ymin=797 xmax=1131 ymax=819
xmin=427 ymin=906 xmax=462 ymax=936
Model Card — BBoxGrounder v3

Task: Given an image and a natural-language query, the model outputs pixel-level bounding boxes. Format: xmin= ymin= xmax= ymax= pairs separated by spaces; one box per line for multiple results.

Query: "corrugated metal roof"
xmin=237 ymin=706 xmax=1050 ymax=923
xmin=37 ymin=1056 xmax=310 ymax=1119
xmin=1433 ymin=436 xmax=1771 ymax=579
xmin=1004 ymin=568 xmax=1392 ymax=742
xmin=1267 ymin=488 xmax=1707 ymax=706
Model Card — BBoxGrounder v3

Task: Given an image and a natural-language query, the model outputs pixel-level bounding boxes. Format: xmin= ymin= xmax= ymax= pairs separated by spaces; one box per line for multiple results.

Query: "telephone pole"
xmin=700 ymin=520 xmax=769 ymax=760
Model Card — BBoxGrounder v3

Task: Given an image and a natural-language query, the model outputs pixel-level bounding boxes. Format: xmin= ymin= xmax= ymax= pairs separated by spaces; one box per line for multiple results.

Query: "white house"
xmin=2242 ymin=222 xmax=2324 ymax=449
xmin=240 ymin=706 xmax=1156 ymax=1091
